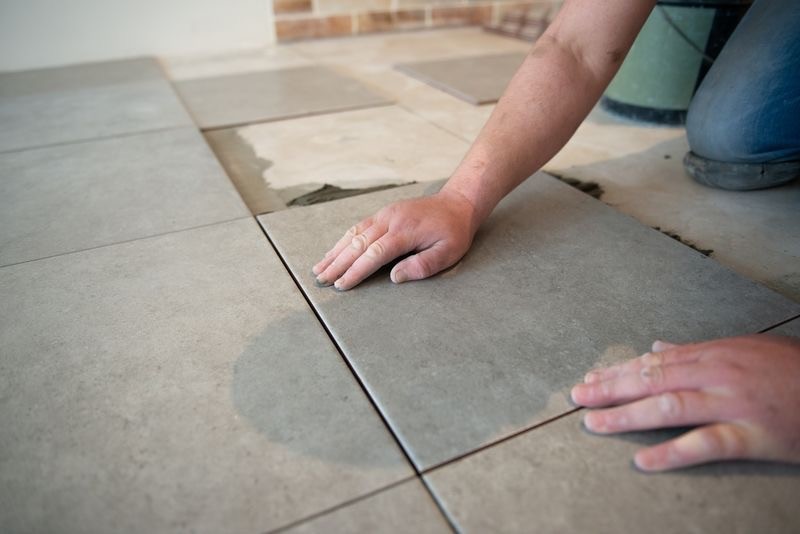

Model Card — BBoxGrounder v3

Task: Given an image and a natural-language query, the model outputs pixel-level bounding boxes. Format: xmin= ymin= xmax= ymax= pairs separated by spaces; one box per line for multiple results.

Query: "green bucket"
xmin=601 ymin=0 xmax=751 ymax=125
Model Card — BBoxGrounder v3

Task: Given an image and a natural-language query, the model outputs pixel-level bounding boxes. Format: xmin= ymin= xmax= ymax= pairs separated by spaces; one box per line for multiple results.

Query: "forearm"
xmin=442 ymin=0 xmax=656 ymax=228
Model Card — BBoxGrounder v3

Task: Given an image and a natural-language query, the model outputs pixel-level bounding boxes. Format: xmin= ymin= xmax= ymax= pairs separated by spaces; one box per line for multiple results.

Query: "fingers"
xmin=390 ymin=243 xmax=454 ymax=284
xmin=315 ymin=223 xmax=385 ymax=287
xmin=313 ymin=218 xmax=374 ymax=278
xmin=583 ymin=343 xmax=699 ymax=385
xmin=334 ymin=233 xmax=412 ymax=291
xmin=572 ymin=360 xmax=718 ymax=407
xmin=583 ymin=390 xmax=730 ymax=434
xmin=634 ymin=423 xmax=754 ymax=472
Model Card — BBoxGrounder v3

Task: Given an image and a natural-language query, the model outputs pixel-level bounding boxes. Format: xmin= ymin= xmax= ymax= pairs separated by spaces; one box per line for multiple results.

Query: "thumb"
xmin=391 ymin=244 xmax=451 ymax=284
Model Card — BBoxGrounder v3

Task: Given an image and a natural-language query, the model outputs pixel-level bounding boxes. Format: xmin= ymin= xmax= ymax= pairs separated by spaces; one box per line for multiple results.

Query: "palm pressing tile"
xmin=0 ymin=127 xmax=248 ymax=266
xmin=395 ymin=53 xmax=526 ymax=105
xmin=0 ymin=219 xmax=412 ymax=533
xmin=424 ymin=410 xmax=800 ymax=533
xmin=0 ymin=58 xmax=192 ymax=153
xmin=173 ymin=66 xmax=392 ymax=130
xmin=258 ymin=173 xmax=800 ymax=470
xmin=283 ymin=480 xmax=451 ymax=533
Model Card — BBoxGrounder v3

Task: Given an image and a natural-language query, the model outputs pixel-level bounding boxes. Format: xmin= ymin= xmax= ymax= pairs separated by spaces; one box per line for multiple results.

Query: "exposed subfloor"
xmin=2 ymin=27 xmax=799 ymax=533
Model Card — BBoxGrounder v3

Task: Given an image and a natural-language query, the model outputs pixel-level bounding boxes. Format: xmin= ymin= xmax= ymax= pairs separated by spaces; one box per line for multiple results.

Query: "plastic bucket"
xmin=601 ymin=0 xmax=751 ymax=125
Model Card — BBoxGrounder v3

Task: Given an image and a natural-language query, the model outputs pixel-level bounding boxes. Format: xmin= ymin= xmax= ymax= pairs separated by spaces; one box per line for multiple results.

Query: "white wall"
xmin=0 ymin=0 xmax=275 ymax=72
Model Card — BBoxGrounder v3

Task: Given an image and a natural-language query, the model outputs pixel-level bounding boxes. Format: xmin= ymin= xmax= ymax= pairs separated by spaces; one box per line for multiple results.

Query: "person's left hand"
xmin=570 ymin=334 xmax=800 ymax=471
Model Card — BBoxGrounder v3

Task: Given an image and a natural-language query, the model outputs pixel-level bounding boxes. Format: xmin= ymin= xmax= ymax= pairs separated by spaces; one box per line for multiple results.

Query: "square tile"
xmin=284 ymin=480 xmax=450 ymax=533
xmin=395 ymin=53 xmax=526 ymax=104
xmin=0 ymin=219 xmax=412 ymax=533
xmin=546 ymin=110 xmax=800 ymax=301
xmin=0 ymin=127 xmax=248 ymax=266
xmin=425 ymin=410 xmax=800 ymax=533
xmin=173 ymin=66 xmax=392 ymax=130
xmin=259 ymin=174 xmax=799 ymax=469
xmin=0 ymin=58 xmax=193 ymax=153
xmin=205 ymin=106 xmax=468 ymax=213
xmin=768 ymin=317 xmax=800 ymax=337
xmin=160 ymin=47 xmax=312 ymax=82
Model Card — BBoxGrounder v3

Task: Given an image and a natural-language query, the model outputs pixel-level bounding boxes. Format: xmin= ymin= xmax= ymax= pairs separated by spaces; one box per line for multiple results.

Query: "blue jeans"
xmin=686 ymin=0 xmax=800 ymax=164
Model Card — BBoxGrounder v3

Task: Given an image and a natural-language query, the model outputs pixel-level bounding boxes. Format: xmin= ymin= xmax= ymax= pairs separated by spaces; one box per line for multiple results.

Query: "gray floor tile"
xmin=767 ymin=317 xmax=800 ymax=337
xmin=425 ymin=410 xmax=800 ymax=533
xmin=0 ymin=58 xmax=192 ymax=152
xmin=395 ymin=53 xmax=526 ymax=105
xmin=0 ymin=219 xmax=412 ymax=534
xmin=258 ymin=173 xmax=800 ymax=470
xmin=0 ymin=127 xmax=248 ymax=266
xmin=173 ymin=66 xmax=392 ymax=130
xmin=283 ymin=480 xmax=451 ymax=533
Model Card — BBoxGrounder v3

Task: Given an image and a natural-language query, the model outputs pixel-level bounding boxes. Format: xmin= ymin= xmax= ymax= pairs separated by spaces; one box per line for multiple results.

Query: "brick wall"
xmin=274 ymin=0 xmax=562 ymax=42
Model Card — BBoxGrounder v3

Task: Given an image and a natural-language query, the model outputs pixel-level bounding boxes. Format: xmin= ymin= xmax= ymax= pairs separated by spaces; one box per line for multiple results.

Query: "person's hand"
xmin=571 ymin=334 xmax=800 ymax=471
xmin=312 ymin=189 xmax=479 ymax=291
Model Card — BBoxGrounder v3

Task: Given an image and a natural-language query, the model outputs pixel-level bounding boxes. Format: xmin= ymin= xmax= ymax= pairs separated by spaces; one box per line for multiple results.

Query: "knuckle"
xmin=350 ymin=234 xmax=369 ymax=252
xmin=657 ymin=392 xmax=683 ymax=420
xmin=639 ymin=364 xmax=664 ymax=393
xmin=702 ymin=425 xmax=748 ymax=458
xmin=365 ymin=241 xmax=385 ymax=259
xmin=640 ymin=352 xmax=663 ymax=367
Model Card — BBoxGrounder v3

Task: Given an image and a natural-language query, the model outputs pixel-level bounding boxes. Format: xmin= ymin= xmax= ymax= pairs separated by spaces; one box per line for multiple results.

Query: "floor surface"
xmin=2 ymin=28 xmax=799 ymax=534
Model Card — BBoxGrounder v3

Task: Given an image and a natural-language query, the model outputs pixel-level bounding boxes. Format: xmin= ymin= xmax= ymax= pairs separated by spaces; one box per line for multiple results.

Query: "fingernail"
xmin=333 ymin=278 xmax=347 ymax=291
xmin=312 ymin=264 xmax=322 ymax=275
xmin=315 ymin=276 xmax=331 ymax=287
xmin=392 ymin=269 xmax=408 ymax=284
xmin=583 ymin=412 xmax=604 ymax=432
xmin=584 ymin=371 xmax=601 ymax=384
xmin=570 ymin=385 xmax=582 ymax=405
xmin=651 ymin=340 xmax=676 ymax=352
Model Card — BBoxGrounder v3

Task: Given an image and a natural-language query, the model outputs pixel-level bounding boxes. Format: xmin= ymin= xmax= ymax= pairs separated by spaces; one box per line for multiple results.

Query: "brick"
xmin=276 ymin=15 xmax=353 ymax=41
xmin=357 ymin=9 xmax=427 ymax=33
xmin=273 ymin=0 xmax=312 ymax=15
xmin=431 ymin=4 xmax=493 ymax=26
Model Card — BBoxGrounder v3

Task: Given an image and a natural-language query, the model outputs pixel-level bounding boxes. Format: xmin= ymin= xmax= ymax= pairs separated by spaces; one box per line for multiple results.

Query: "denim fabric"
xmin=686 ymin=0 xmax=800 ymax=163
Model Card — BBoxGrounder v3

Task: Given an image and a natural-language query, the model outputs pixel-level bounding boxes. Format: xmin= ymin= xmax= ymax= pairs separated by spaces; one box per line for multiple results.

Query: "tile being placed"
xmin=205 ymin=106 xmax=468 ymax=212
xmin=283 ymin=480 xmax=450 ymax=533
xmin=259 ymin=173 xmax=800 ymax=470
xmin=395 ymin=53 xmax=526 ymax=104
xmin=425 ymin=410 xmax=800 ymax=533
xmin=173 ymin=66 xmax=391 ymax=130
xmin=0 ymin=58 xmax=192 ymax=152
xmin=0 ymin=127 xmax=248 ymax=266
xmin=0 ymin=219 xmax=412 ymax=534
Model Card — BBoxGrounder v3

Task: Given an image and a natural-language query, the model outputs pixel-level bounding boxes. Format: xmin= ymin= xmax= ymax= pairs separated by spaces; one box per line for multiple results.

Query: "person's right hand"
xmin=312 ymin=189 xmax=480 ymax=291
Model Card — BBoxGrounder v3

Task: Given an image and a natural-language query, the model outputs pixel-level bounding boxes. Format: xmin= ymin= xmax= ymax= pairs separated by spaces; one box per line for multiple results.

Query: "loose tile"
xmin=425 ymin=410 xmax=800 ymax=533
xmin=174 ymin=66 xmax=390 ymax=130
xmin=0 ymin=219 xmax=412 ymax=533
xmin=546 ymin=106 xmax=800 ymax=301
xmin=160 ymin=47 xmax=312 ymax=82
xmin=396 ymin=53 xmax=526 ymax=104
xmin=259 ymin=174 xmax=799 ymax=469
xmin=206 ymin=106 xmax=468 ymax=211
xmin=0 ymin=127 xmax=248 ymax=266
xmin=0 ymin=58 xmax=192 ymax=153
xmin=283 ymin=480 xmax=451 ymax=533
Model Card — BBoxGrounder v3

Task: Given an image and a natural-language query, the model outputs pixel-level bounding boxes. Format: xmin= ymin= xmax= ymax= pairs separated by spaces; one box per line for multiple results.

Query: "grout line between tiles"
xmin=0 ymin=124 xmax=193 ymax=157
xmin=759 ymin=313 xmax=800 ymax=333
xmin=255 ymin=221 xmax=459 ymax=534
xmin=265 ymin=475 xmax=416 ymax=534
xmin=422 ymin=407 xmax=583 ymax=475
xmin=199 ymin=101 xmax=395 ymax=133
xmin=0 ymin=216 xmax=251 ymax=270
